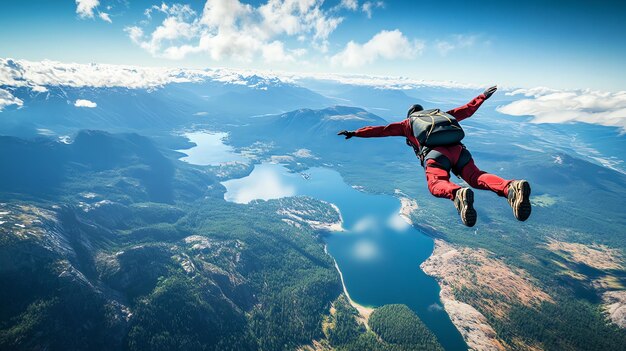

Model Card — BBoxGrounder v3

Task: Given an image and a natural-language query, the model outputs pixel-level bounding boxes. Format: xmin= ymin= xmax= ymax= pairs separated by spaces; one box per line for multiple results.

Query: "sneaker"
xmin=454 ymin=188 xmax=477 ymax=227
xmin=507 ymin=180 xmax=531 ymax=221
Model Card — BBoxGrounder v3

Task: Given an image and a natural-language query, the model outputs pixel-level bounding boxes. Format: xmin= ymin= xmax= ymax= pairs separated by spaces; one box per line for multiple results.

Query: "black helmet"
xmin=407 ymin=104 xmax=423 ymax=118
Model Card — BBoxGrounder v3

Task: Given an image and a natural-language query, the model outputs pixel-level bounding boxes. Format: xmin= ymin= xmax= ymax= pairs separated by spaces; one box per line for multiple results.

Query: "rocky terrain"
xmin=546 ymin=239 xmax=624 ymax=271
xmin=545 ymin=239 xmax=626 ymax=328
xmin=276 ymin=197 xmax=344 ymax=232
xmin=421 ymin=239 xmax=553 ymax=350
xmin=602 ymin=291 xmax=626 ymax=328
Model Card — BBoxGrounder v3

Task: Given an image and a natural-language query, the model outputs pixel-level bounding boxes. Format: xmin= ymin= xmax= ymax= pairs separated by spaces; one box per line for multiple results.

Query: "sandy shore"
xmin=307 ymin=203 xmax=345 ymax=232
xmin=398 ymin=197 xmax=418 ymax=225
xmin=394 ymin=189 xmax=419 ymax=225
xmin=330 ymin=255 xmax=374 ymax=326
xmin=278 ymin=201 xmax=345 ymax=232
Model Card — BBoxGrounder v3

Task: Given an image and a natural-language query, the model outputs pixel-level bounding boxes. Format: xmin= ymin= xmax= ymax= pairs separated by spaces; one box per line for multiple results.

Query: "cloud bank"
xmin=0 ymin=58 xmax=480 ymax=90
xmin=123 ymin=0 xmax=392 ymax=64
xmin=497 ymin=88 xmax=626 ymax=131
xmin=0 ymin=58 xmax=212 ymax=89
xmin=2 ymin=58 xmax=624 ymax=132
xmin=0 ymin=88 xmax=23 ymax=111
xmin=125 ymin=0 xmax=368 ymax=62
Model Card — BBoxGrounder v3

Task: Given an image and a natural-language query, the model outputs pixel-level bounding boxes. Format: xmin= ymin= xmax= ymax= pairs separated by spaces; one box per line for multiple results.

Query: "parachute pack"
xmin=408 ymin=108 xmax=465 ymax=147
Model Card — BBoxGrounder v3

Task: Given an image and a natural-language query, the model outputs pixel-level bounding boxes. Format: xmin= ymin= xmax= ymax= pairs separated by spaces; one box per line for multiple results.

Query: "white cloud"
xmin=32 ymin=85 xmax=48 ymax=93
xmin=428 ymin=303 xmax=444 ymax=311
xmin=289 ymin=71 xmax=480 ymax=89
xmin=152 ymin=17 xmax=197 ymax=47
xmin=0 ymin=58 xmax=481 ymax=92
xmin=435 ymin=41 xmax=455 ymax=56
xmin=0 ymin=58 xmax=202 ymax=89
xmin=76 ymin=0 xmax=112 ymax=23
xmin=330 ymin=29 xmax=423 ymax=68
xmin=505 ymin=86 xmax=560 ymax=97
xmin=223 ymin=166 xmax=296 ymax=204
xmin=146 ymin=3 xmax=196 ymax=18
xmin=340 ymin=0 xmax=358 ymax=11
xmin=352 ymin=215 xmax=378 ymax=232
xmin=76 ymin=0 xmax=99 ymax=18
xmin=0 ymin=58 xmax=295 ymax=90
xmin=74 ymin=99 xmax=97 ymax=108
xmin=0 ymin=88 xmax=23 ymax=111
xmin=292 ymin=148 xmax=315 ymax=158
xmin=262 ymin=41 xmax=295 ymax=63
xmin=435 ymin=34 xmax=479 ymax=56
xmin=99 ymin=12 xmax=112 ymax=23
xmin=199 ymin=30 xmax=263 ymax=61
xmin=361 ymin=1 xmax=384 ymax=18
xmin=125 ymin=26 xmax=144 ymax=45
xmin=497 ymin=88 xmax=626 ymax=131
xmin=353 ymin=240 xmax=378 ymax=260
xmin=145 ymin=3 xmax=169 ymax=18
xmin=387 ymin=212 xmax=409 ymax=231
xmin=201 ymin=0 xmax=251 ymax=30
xmin=129 ymin=5 xmax=199 ymax=57
xmin=126 ymin=0 xmax=345 ymax=62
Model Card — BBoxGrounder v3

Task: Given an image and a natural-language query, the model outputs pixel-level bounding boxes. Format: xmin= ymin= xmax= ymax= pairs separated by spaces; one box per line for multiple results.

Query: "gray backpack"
xmin=408 ymin=108 xmax=465 ymax=147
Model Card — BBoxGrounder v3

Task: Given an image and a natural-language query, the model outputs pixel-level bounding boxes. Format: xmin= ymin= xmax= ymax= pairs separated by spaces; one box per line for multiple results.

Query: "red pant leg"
xmin=425 ymin=159 xmax=461 ymax=200
xmin=459 ymin=159 xmax=511 ymax=197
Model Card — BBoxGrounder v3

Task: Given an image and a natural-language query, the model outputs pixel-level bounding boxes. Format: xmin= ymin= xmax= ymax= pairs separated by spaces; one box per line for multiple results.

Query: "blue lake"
xmin=223 ymin=164 xmax=467 ymax=351
xmin=178 ymin=131 xmax=247 ymax=166
xmin=180 ymin=132 xmax=467 ymax=351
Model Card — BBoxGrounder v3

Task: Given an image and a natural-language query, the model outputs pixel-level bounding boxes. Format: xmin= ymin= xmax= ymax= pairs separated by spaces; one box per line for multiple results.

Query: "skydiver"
xmin=337 ymin=86 xmax=531 ymax=227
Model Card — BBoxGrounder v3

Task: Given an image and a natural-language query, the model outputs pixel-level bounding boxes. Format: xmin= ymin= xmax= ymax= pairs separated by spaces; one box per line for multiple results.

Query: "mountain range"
xmin=1 ymin=58 xmax=625 ymax=351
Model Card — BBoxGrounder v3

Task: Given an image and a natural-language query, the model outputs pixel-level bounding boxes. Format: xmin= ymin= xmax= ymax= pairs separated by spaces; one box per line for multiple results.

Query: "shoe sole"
xmin=512 ymin=180 xmax=531 ymax=221
xmin=458 ymin=188 xmax=477 ymax=227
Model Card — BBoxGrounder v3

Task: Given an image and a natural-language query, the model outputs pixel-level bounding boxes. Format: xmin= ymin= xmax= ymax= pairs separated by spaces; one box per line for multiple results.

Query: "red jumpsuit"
xmin=353 ymin=94 xmax=512 ymax=200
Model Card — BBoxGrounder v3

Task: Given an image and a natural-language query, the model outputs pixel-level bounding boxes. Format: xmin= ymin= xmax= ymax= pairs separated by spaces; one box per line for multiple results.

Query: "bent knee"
xmin=463 ymin=174 xmax=482 ymax=188
xmin=427 ymin=179 xmax=440 ymax=193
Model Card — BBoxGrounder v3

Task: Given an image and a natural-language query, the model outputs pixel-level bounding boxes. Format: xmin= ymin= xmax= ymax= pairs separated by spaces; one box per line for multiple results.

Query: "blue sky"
xmin=1 ymin=0 xmax=624 ymax=90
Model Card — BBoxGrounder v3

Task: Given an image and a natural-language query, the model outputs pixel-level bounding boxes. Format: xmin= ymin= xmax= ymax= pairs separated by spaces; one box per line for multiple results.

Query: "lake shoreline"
xmin=329 ymin=250 xmax=374 ymax=326
xmin=308 ymin=202 xmax=345 ymax=232
xmin=421 ymin=239 xmax=504 ymax=351
xmin=219 ymin=161 xmax=468 ymax=350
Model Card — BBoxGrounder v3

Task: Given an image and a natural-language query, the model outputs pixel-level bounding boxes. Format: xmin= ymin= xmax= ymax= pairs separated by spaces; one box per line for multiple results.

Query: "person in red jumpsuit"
xmin=337 ymin=86 xmax=531 ymax=227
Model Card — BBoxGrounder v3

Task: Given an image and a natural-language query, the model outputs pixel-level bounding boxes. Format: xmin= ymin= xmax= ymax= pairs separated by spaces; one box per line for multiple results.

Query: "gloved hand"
xmin=483 ymin=85 xmax=497 ymax=99
xmin=337 ymin=130 xmax=355 ymax=139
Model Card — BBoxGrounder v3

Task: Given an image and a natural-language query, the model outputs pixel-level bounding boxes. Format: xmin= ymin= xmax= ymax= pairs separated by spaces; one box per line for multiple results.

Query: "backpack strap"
xmin=407 ymin=136 xmax=466 ymax=172
xmin=406 ymin=138 xmax=421 ymax=157
xmin=406 ymin=138 xmax=432 ymax=167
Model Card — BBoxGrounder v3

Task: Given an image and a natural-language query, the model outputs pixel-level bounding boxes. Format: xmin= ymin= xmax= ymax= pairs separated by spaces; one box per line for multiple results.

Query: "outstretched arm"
xmin=447 ymin=85 xmax=497 ymax=122
xmin=338 ymin=120 xmax=409 ymax=139
xmin=354 ymin=121 xmax=408 ymax=137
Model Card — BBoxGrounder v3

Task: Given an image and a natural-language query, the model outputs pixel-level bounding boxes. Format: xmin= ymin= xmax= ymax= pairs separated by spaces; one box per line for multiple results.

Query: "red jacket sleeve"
xmin=446 ymin=94 xmax=487 ymax=122
xmin=353 ymin=120 xmax=410 ymax=138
